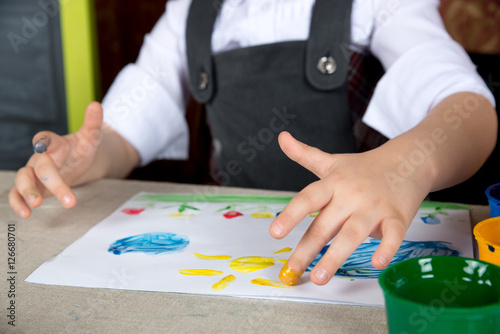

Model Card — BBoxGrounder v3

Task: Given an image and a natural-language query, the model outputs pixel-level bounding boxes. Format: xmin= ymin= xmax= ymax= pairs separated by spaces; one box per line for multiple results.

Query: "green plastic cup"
xmin=379 ymin=256 xmax=500 ymax=333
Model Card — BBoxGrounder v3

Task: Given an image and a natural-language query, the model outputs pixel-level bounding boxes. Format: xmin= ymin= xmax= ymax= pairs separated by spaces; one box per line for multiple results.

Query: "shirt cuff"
xmin=363 ymin=39 xmax=496 ymax=139
xmin=102 ymin=64 xmax=189 ymax=166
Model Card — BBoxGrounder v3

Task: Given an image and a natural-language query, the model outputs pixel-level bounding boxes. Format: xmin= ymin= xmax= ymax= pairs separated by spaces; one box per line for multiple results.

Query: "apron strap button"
xmin=198 ymin=72 xmax=209 ymax=90
xmin=317 ymin=56 xmax=337 ymax=75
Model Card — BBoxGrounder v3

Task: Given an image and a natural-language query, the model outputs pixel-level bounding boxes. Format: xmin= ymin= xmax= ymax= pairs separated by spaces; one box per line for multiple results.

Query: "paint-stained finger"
xmin=32 ymin=131 xmax=65 ymax=156
xmin=14 ymin=167 xmax=44 ymax=209
xmin=278 ymin=204 xmax=348 ymax=285
xmin=269 ymin=180 xmax=332 ymax=239
xmin=309 ymin=213 xmax=377 ymax=285
xmin=33 ymin=154 xmax=76 ymax=209
xmin=33 ymin=137 xmax=50 ymax=154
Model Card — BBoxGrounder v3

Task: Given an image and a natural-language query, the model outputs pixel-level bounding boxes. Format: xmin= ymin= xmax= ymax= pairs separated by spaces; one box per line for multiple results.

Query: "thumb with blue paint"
xmin=33 ymin=136 xmax=51 ymax=154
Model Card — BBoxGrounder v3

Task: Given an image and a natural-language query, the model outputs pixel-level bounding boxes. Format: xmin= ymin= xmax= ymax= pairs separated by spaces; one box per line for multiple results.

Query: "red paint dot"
xmin=121 ymin=208 xmax=145 ymax=215
xmin=223 ymin=211 xmax=243 ymax=219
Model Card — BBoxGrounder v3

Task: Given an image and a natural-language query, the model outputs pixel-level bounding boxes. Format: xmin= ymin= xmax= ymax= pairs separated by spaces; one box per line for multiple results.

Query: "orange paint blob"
xmin=279 ymin=263 xmax=303 ymax=285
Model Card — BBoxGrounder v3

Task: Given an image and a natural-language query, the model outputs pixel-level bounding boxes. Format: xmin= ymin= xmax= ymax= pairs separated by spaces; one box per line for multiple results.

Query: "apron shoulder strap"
xmin=186 ymin=0 xmax=354 ymax=99
xmin=306 ymin=0 xmax=354 ymax=91
xmin=186 ymin=0 xmax=220 ymax=103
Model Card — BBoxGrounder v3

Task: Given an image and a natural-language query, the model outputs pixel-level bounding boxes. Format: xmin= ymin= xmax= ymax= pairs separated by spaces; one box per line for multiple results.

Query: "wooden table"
xmin=0 ymin=171 xmax=490 ymax=333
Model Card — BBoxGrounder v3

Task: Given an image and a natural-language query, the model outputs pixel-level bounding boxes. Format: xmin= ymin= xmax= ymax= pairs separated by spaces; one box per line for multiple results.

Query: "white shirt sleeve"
xmin=102 ymin=0 xmax=192 ymax=166
xmin=363 ymin=0 xmax=496 ymax=139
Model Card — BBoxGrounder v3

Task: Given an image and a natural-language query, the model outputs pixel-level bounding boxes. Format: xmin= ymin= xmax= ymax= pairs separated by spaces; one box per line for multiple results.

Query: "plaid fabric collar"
xmin=348 ymin=51 xmax=388 ymax=152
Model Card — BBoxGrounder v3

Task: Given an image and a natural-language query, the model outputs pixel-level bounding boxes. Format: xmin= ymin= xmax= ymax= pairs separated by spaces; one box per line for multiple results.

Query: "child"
xmin=9 ymin=0 xmax=497 ymax=286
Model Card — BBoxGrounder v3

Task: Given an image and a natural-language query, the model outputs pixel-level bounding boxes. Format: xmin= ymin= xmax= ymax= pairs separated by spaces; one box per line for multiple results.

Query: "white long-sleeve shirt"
xmin=102 ymin=0 xmax=495 ymax=166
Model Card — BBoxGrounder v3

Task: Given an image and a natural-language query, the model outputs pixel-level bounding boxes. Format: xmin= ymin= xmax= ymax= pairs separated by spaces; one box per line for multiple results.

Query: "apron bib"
xmin=186 ymin=0 xmax=357 ymax=191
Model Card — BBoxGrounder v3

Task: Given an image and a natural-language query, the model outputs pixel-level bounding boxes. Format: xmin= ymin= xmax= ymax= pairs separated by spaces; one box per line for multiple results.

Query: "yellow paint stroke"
xmin=169 ymin=212 xmax=195 ymax=219
xmin=212 ymin=275 xmax=236 ymax=291
xmin=309 ymin=211 xmax=320 ymax=217
xmin=179 ymin=269 xmax=223 ymax=276
xmin=229 ymin=256 xmax=275 ymax=273
xmin=250 ymin=212 xmax=274 ymax=219
xmin=250 ymin=278 xmax=293 ymax=288
xmin=278 ymin=259 xmax=288 ymax=264
xmin=193 ymin=253 xmax=232 ymax=260
xmin=273 ymin=247 xmax=292 ymax=254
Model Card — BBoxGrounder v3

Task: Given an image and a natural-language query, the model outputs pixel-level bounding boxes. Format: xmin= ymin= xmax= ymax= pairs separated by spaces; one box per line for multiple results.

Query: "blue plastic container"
xmin=486 ymin=183 xmax=500 ymax=217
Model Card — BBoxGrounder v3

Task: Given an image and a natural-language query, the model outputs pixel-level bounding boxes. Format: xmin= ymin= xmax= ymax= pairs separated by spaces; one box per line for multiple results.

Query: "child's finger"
xmin=33 ymin=154 xmax=76 ymax=209
xmin=32 ymin=131 xmax=66 ymax=155
xmin=278 ymin=131 xmax=333 ymax=179
xmin=278 ymin=203 xmax=348 ymax=285
xmin=269 ymin=180 xmax=331 ymax=239
xmin=77 ymin=102 xmax=103 ymax=148
xmin=371 ymin=218 xmax=407 ymax=269
xmin=14 ymin=166 xmax=44 ymax=209
xmin=309 ymin=213 xmax=376 ymax=285
xmin=9 ymin=187 xmax=32 ymax=219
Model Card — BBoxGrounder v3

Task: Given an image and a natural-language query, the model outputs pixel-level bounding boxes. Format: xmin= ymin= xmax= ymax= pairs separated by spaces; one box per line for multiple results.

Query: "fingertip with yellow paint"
xmin=279 ymin=263 xmax=303 ymax=285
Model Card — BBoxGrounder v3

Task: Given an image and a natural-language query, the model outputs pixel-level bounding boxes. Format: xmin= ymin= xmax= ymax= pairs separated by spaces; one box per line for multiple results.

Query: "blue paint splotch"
xmin=420 ymin=207 xmax=448 ymax=225
xmin=108 ymin=232 xmax=190 ymax=255
xmin=306 ymin=239 xmax=460 ymax=279
xmin=421 ymin=216 xmax=441 ymax=225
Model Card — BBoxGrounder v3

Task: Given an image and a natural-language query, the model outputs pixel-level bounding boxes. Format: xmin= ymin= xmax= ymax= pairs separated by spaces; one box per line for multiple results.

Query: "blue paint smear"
xmin=420 ymin=207 xmax=448 ymax=225
xmin=420 ymin=216 xmax=441 ymax=225
xmin=306 ymin=239 xmax=460 ymax=279
xmin=108 ymin=232 xmax=189 ymax=255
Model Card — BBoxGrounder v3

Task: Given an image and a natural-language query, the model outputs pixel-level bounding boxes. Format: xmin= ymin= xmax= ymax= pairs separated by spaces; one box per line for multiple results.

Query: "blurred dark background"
xmin=94 ymin=0 xmax=212 ymax=185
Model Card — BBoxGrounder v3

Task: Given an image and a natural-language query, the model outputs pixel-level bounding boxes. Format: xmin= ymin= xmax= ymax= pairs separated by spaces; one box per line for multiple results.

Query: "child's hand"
xmin=270 ymin=131 xmax=430 ymax=285
xmin=9 ymin=102 xmax=104 ymax=219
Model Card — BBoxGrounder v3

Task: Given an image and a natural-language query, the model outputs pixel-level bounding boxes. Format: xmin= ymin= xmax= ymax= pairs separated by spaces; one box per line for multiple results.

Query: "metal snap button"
xmin=198 ymin=72 xmax=209 ymax=90
xmin=317 ymin=56 xmax=337 ymax=75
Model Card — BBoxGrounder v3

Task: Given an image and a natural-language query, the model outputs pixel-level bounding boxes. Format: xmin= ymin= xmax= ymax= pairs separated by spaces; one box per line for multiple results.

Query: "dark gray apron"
xmin=186 ymin=0 xmax=354 ymax=191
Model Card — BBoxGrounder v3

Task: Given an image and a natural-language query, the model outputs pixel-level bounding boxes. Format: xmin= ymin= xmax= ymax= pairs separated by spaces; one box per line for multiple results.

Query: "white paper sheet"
xmin=26 ymin=193 xmax=473 ymax=306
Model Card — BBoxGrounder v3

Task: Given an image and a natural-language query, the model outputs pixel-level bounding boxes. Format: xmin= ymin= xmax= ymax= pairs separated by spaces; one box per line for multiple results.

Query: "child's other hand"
xmin=270 ymin=131 xmax=430 ymax=285
xmin=8 ymin=102 xmax=104 ymax=219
